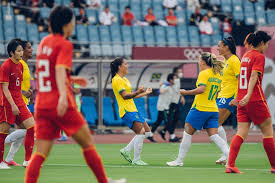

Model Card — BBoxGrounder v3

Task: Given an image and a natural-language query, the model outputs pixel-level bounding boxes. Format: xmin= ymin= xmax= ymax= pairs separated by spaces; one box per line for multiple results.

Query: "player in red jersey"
xmin=24 ymin=6 xmax=126 ymax=183
xmin=0 ymin=39 xmax=35 ymax=169
xmin=226 ymin=31 xmax=275 ymax=174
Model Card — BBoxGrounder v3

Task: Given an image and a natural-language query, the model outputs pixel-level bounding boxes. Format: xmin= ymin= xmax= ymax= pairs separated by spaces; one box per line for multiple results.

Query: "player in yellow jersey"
xmin=110 ymin=57 xmax=152 ymax=166
xmin=216 ymin=37 xmax=240 ymax=164
xmin=4 ymin=40 xmax=35 ymax=167
xmin=167 ymin=52 xmax=229 ymax=166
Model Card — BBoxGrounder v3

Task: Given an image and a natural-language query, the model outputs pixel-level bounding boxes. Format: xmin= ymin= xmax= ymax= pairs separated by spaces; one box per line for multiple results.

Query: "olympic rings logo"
xmin=183 ymin=48 xmax=204 ymax=60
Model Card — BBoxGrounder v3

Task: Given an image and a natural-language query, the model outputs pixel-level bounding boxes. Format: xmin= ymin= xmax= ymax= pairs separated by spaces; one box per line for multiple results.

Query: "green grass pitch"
xmin=1 ymin=143 xmax=274 ymax=183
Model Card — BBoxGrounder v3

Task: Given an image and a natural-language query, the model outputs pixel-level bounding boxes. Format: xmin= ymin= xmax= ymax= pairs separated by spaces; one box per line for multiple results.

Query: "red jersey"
xmin=35 ymin=34 xmax=76 ymax=109
xmin=0 ymin=58 xmax=25 ymax=107
xmin=237 ymin=50 xmax=266 ymax=102
xmin=123 ymin=12 xmax=134 ymax=26
xmin=166 ymin=15 xmax=177 ymax=26
xmin=145 ymin=14 xmax=156 ymax=22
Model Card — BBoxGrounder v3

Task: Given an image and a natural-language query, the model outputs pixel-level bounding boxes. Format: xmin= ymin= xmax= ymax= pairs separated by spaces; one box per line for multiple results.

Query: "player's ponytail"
xmin=201 ymin=52 xmax=224 ymax=75
xmin=110 ymin=57 xmax=125 ymax=78
xmin=247 ymin=31 xmax=271 ymax=48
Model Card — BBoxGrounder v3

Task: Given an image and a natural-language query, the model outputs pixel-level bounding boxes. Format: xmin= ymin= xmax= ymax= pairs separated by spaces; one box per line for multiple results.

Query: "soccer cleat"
xmin=108 ymin=178 xmax=127 ymax=183
xmin=271 ymin=168 xmax=275 ymax=174
xmin=131 ymin=159 xmax=148 ymax=166
xmin=147 ymin=136 xmax=156 ymax=142
xmin=216 ymin=156 xmax=227 ymax=165
xmin=225 ymin=166 xmax=243 ymax=174
xmin=166 ymin=160 xmax=183 ymax=167
xmin=23 ymin=160 xmax=29 ymax=168
xmin=57 ymin=135 xmax=68 ymax=141
xmin=0 ymin=161 xmax=11 ymax=169
xmin=120 ymin=148 xmax=132 ymax=163
xmin=158 ymin=130 xmax=166 ymax=141
xmin=169 ymin=136 xmax=182 ymax=143
xmin=4 ymin=161 xmax=21 ymax=166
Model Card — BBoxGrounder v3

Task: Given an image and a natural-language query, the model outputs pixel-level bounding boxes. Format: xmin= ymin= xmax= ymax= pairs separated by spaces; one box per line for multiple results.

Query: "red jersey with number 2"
xmin=237 ymin=50 xmax=266 ymax=102
xmin=35 ymin=34 xmax=76 ymax=110
xmin=0 ymin=58 xmax=25 ymax=107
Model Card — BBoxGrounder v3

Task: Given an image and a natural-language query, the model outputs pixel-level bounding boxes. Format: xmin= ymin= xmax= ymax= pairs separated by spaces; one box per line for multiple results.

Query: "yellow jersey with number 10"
xmin=191 ymin=68 xmax=222 ymax=112
xmin=218 ymin=54 xmax=240 ymax=98
xmin=20 ymin=59 xmax=31 ymax=105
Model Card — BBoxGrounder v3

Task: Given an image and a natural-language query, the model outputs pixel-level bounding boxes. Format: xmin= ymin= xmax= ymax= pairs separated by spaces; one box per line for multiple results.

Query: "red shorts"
xmin=0 ymin=105 xmax=33 ymax=125
xmin=35 ymin=107 xmax=86 ymax=140
xmin=237 ymin=100 xmax=271 ymax=125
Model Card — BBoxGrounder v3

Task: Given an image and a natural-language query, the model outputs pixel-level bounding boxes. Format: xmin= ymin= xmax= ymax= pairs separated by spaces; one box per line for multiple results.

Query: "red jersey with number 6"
xmin=35 ymin=34 xmax=76 ymax=110
xmin=237 ymin=50 xmax=266 ymax=102
xmin=0 ymin=58 xmax=25 ymax=107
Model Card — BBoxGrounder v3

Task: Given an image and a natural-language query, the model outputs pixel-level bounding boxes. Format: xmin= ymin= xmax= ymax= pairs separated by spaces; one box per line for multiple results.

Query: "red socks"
xmin=25 ymin=153 xmax=45 ymax=183
xmin=228 ymin=135 xmax=244 ymax=167
xmin=25 ymin=127 xmax=34 ymax=161
xmin=83 ymin=145 xmax=108 ymax=183
xmin=0 ymin=133 xmax=8 ymax=162
xmin=263 ymin=137 xmax=275 ymax=169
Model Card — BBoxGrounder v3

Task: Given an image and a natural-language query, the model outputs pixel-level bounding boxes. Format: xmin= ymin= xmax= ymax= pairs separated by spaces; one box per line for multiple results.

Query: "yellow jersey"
xmin=20 ymin=60 xmax=31 ymax=105
xmin=112 ymin=74 xmax=138 ymax=118
xmin=218 ymin=54 xmax=240 ymax=98
xmin=191 ymin=68 xmax=222 ymax=112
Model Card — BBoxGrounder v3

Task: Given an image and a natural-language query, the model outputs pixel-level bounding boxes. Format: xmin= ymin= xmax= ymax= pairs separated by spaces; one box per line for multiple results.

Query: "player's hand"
xmin=239 ymin=95 xmax=250 ymax=106
xmin=137 ymin=86 xmax=145 ymax=94
xmin=71 ymin=76 xmax=88 ymax=87
xmin=180 ymin=89 xmax=187 ymax=96
xmin=27 ymin=89 xmax=33 ymax=98
xmin=11 ymin=104 xmax=20 ymax=116
xmin=146 ymin=88 xmax=152 ymax=95
xmin=229 ymin=98 xmax=238 ymax=106
xmin=57 ymin=95 xmax=68 ymax=117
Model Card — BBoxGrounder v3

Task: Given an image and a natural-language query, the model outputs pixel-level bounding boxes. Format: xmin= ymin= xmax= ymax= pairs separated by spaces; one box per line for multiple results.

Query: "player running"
xmin=226 ymin=31 xmax=275 ymax=174
xmin=167 ymin=52 xmax=229 ymax=166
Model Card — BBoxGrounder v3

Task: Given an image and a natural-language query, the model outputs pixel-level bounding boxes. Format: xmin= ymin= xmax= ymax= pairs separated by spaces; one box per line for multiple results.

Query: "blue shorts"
xmin=27 ymin=104 xmax=34 ymax=113
xmin=122 ymin=112 xmax=145 ymax=129
xmin=185 ymin=108 xmax=219 ymax=130
xmin=216 ymin=97 xmax=235 ymax=113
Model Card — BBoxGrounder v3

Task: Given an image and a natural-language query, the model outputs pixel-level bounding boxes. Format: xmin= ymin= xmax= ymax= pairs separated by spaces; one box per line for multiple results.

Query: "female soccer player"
xmin=110 ymin=57 xmax=152 ymax=165
xmin=215 ymin=37 xmax=240 ymax=164
xmin=166 ymin=52 xmax=229 ymax=166
xmin=25 ymin=6 xmax=126 ymax=183
xmin=226 ymin=31 xmax=275 ymax=174
xmin=0 ymin=39 xmax=35 ymax=169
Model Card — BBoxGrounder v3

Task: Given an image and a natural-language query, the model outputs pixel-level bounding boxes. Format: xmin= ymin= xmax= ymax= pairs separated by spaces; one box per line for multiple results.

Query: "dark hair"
xmin=7 ymin=39 xmax=23 ymax=57
xmin=172 ymin=66 xmax=180 ymax=74
xmin=110 ymin=57 xmax=125 ymax=78
xmin=167 ymin=73 xmax=174 ymax=82
xmin=222 ymin=37 xmax=236 ymax=55
xmin=201 ymin=52 xmax=224 ymax=74
xmin=49 ymin=6 xmax=74 ymax=35
xmin=247 ymin=31 xmax=272 ymax=48
xmin=125 ymin=5 xmax=130 ymax=10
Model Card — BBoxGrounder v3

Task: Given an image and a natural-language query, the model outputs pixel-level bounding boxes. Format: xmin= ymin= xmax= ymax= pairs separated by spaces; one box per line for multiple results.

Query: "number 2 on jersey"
xmin=38 ymin=59 xmax=52 ymax=92
xmin=239 ymin=67 xmax=248 ymax=89
xmin=208 ymin=85 xmax=219 ymax=100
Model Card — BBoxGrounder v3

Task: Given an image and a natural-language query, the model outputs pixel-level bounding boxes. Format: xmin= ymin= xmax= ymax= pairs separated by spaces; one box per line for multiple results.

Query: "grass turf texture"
xmin=1 ymin=143 xmax=274 ymax=183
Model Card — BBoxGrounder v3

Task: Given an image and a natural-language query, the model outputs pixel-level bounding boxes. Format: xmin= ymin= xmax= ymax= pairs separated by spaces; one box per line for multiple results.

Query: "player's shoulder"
xmin=1 ymin=58 xmax=13 ymax=68
xmin=112 ymin=74 xmax=123 ymax=83
xmin=228 ymin=54 xmax=240 ymax=64
xmin=44 ymin=34 xmax=72 ymax=48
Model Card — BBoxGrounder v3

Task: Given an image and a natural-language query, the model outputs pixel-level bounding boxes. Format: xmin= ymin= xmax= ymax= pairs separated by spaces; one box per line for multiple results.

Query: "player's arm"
xmin=239 ymin=70 xmax=258 ymax=106
xmin=134 ymin=88 xmax=152 ymax=98
xmin=70 ymin=76 xmax=87 ymax=87
xmin=2 ymin=83 xmax=20 ymax=115
xmin=22 ymin=90 xmax=32 ymax=98
xmin=120 ymin=86 xmax=145 ymax=100
xmin=180 ymin=85 xmax=206 ymax=96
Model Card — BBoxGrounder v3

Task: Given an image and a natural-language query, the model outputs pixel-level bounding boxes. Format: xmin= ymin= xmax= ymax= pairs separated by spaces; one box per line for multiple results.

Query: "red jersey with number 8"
xmin=237 ymin=50 xmax=266 ymax=102
xmin=0 ymin=58 xmax=25 ymax=107
xmin=35 ymin=34 xmax=76 ymax=110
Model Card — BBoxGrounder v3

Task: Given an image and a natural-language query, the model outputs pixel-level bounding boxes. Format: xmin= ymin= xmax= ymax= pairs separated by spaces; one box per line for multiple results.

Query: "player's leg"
xmin=0 ymin=122 xmax=11 ymax=169
xmin=25 ymin=139 xmax=54 ymax=183
xmin=258 ymin=117 xmax=275 ymax=173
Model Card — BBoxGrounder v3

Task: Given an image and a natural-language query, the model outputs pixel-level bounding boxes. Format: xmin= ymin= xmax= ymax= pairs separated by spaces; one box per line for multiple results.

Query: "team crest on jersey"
xmin=241 ymin=57 xmax=251 ymax=63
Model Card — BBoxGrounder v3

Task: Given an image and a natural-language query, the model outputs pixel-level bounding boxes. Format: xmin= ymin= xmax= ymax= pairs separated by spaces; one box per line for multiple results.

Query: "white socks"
xmin=177 ymin=131 xmax=192 ymax=163
xmin=133 ymin=135 xmax=145 ymax=162
xmin=145 ymin=132 xmax=152 ymax=138
xmin=5 ymin=137 xmax=25 ymax=162
xmin=218 ymin=126 xmax=227 ymax=143
xmin=170 ymin=134 xmax=176 ymax=139
xmin=210 ymin=134 xmax=229 ymax=159
xmin=124 ymin=136 xmax=136 ymax=152
xmin=5 ymin=129 xmax=26 ymax=144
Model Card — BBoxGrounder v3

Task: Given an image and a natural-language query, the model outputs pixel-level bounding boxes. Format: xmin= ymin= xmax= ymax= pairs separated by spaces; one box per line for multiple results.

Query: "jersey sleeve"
xmin=0 ymin=62 xmax=10 ymax=83
xmin=197 ymin=70 xmax=208 ymax=86
xmin=230 ymin=57 xmax=241 ymax=78
xmin=252 ymin=55 xmax=265 ymax=75
xmin=56 ymin=42 xmax=73 ymax=70
xmin=113 ymin=77 xmax=126 ymax=94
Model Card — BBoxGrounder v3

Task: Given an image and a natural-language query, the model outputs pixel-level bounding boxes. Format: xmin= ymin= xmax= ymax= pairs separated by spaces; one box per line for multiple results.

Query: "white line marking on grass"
xmin=45 ymin=164 xmax=270 ymax=172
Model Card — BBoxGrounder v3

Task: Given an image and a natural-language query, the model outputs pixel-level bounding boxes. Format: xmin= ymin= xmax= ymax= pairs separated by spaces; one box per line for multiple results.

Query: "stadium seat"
xmin=81 ymin=96 xmax=97 ymax=126
xmin=119 ymin=0 xmax=129 ymax=11
xmin=101 ymin=44 xmax=113 ymax=57
xmin=175 ymin=10 xmax=187 ymax=25
xmin=132 ymin=26 xmax=144 ymax=46
xmin=267 ymin=10 xmax=275 ymax=25
xmin=15 ymin=15 xmax=25 ymax=26
xmin=89 ymin=44 xmax=102 ymax=57
xmin=110 ymin=24 xmax=122 ymax=44
xmin=121 ymin=26 xmax=133 ymax=44
xmin=86 ymin=9 xmax=97 ymax=24
xmin=76 ymin=25 xmax=88 ymax=43
xmin=141 ymin=0 xmax=152 ymax=18
xmin=3 ymin=14 xmax=14 ymax=26
xmin=27 ymin=24 xmax=39 ymax=43
xmin=39 ymin=32 xmax=49 ymax=41
xmin=0 ymin=43 xmax=5 ymax=55
xmin=99 ymin=26 xmax=111 ymax=44
xmin=256 ymin=11 xmax=267 ymax=25
xmin=0 ymin=27 xmax=4 ymax=41
xmin=32 ymin=43 xmax=39 ymax=56
xmin=210 ymin=17 xmax=220 ymax=30
xmin=63 ymin=0 xmax=71 ymax=6
xmin=40 ymin=7 xmax=51 ymax=19
xmin=1 ymin=6 xmax=14 ymax=16
xmin=188 ymin=26 xmax=200 ymax=46
xmin=88 ymin=25 xmax=100 ymax=43
xmin=113 ymin=98 xmax=124 ymax=124
xmin=16 ymin=26 xmax=27 ymax=40
xmin=221 ymin=1 xmax=232 ymax=13
xmin=154 ymin=26 xmax=166 ymax=47
xmin=134 ymin=97 xmax=152 ymax=124
xmin=177 ymin=26 xmax=189 ymax=46
xmin=143 ymin=26 xmax=155 ymax=46
xmin=209 ymin=0 xmax=220 ymax=5
xmin=244 ymin=13 xmax=255 ymax=25
xmin=55 ymin=0 xmax=63 ymax=5
xmin=166 ymin=26 xmax=178 ymax=46
xmin=103 ymin=97 xmax=123 ymax=126
xmin=113 ymin=44 xmax=124 ymax=56
xmin=109 ymin=0 xmax=119 ymax=12
xmin=233 ymin=9 xmax=244 ymax=21
xmin=124 ymin=44 xmax=132 ymax=57
xmin=211 ymin=33 xmax=222 ymax=45
xmin=4 ymin=24 xmax=15 ymax=41
xmin=232 ymin=0 xmax=242 ymax=6
xmin=200 ymin=34 xmax=211 ymax=46
xmin=147 ymin=96 xmax=158 ymax=125
xmin=131 ymin=2 xmax=142 ymax=20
